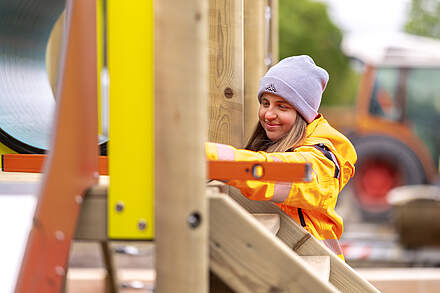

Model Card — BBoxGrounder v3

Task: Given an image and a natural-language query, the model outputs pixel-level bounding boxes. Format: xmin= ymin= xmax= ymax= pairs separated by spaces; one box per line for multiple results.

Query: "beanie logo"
xmin=265 ymin=83 xmax=277 ymax=93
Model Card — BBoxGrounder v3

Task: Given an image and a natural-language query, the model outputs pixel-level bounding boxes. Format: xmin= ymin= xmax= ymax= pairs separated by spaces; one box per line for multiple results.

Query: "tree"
xmin=278 ymin=0 xmax=358 ymax=106
xmin=405 ymin=0 xmax=440 ymax=39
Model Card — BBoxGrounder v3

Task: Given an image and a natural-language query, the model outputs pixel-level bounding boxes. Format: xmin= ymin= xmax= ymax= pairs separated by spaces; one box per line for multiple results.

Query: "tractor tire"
xmin=350 ymin=135 xmax=427 ymax=221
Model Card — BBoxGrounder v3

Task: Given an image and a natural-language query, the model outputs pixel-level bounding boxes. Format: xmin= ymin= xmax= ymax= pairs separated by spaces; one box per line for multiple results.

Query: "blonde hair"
xmin=245 ymin=114 xmax=307 ymax=152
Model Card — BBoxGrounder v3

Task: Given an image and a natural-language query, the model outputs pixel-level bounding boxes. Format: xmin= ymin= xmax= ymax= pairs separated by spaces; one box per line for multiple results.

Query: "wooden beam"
xmin=74 ymin=185 xmax=107 ymax=241
xmin=155 ymin=0 xmax=209 ymax=292
xmin=227 ymin=186 xmax=381 ymax=293
xmin=208 ymin=190 xmax=339 ymax=293
xmin=243 ymin=0 xmax=265 ymax=142
xmin=269 ymin=0 xmax=279 ymax=65
xmin=208 ymin=0 xmax=245 ymax=147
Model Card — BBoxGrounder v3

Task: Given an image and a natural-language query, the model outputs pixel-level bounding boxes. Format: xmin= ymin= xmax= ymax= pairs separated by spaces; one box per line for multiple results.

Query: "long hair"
xmin=245 ymin=114 xmax=308 ymax=152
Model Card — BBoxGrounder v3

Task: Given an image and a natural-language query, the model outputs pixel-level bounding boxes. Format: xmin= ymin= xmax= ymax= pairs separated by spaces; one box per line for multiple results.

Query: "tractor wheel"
xmin=351 ymin=135 xmax=426 ymax=221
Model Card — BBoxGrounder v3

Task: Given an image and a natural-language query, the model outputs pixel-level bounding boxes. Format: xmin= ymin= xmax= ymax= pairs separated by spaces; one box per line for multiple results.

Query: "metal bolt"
xmin=187 ymin=212 xmax=202 ymax=229
xmin=115 ymin=201 xmax=124 ymax=212
xmin=75 ymin=195 xmax=83 ymax=204
xmin=55 ymin=266 xmax=65 ymax=276
xmin=224 ymin=87 xmax=234 ymax=99
xmin=55 ymin=230 xmax=64 ymax=241
xmin=138 ymin=219 xmax=147 ymax=231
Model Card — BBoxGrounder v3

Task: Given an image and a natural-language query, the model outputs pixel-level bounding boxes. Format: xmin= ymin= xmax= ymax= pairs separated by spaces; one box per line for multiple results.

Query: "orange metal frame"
xmin=2 ymin=154 xmax=108 ymax=175
xmin=15 ymin=0 xmax=99 ymax=292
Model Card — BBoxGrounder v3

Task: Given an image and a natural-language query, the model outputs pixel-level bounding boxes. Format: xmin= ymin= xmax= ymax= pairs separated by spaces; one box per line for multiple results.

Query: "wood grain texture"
xmin=155 ymin=0 xmax=209 ymax=292
xmin=252 ymin=213 xmax=280 ymax=235
xmin=226 ymin=186 xmax=381 ymax=293
xmin=75 ymin=185 xmax=107 ymax=241
xmin=208 ymin=0 xmax=244 ymax=147
xmin=268 ymin=0 xmax=278 ymax=66
xmin=243 ymin=0 xmax=265 ymax=142
xmin=300 ymin=256 xmax=330 ymax=282
xmin=208 ymin=190 xmax=339 ymax=293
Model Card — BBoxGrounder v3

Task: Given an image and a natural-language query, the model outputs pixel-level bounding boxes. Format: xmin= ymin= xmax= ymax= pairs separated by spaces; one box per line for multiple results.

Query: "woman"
xmin=206 ymin=55 xmax=357 ymax=260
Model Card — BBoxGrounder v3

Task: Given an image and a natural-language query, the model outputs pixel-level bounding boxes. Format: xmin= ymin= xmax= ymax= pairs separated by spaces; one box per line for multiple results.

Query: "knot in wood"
xmin=224 ymin=87 xmax=234 ymax=99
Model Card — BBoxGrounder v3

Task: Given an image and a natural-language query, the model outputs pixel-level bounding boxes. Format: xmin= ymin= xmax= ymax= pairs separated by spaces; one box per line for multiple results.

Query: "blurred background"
xmin=279 ymin=0 xmax=440 ymax=271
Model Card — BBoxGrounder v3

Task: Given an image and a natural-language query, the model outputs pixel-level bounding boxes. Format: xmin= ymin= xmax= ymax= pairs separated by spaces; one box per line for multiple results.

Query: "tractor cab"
xmin=340 ymin=32 xmax=440 ymax=218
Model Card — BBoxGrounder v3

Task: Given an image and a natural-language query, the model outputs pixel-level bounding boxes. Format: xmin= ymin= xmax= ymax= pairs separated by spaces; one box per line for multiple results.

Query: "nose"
xmin=264 ymin=108 xmax=277 ymax=121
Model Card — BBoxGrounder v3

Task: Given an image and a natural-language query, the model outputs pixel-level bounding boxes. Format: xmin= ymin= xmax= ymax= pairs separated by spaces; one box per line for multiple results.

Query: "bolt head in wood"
xmin=187 ymin=212 xmax=202 ymax=229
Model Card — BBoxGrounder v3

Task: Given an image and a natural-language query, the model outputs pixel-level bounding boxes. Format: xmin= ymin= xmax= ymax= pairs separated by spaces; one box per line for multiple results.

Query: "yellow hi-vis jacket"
xmin=206 ymin=115 xmax=357 ymax=260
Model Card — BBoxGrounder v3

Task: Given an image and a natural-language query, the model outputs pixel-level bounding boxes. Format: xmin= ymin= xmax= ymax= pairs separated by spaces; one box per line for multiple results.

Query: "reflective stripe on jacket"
xmin=205 ymin=115 xmax=357 ymax=260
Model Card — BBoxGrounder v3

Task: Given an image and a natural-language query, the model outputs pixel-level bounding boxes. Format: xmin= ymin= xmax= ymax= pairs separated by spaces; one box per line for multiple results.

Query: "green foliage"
xmin=405 ymin=0 xmax=440 ymax=38
xmin=278 ymin=0 xmax=358 ymax=106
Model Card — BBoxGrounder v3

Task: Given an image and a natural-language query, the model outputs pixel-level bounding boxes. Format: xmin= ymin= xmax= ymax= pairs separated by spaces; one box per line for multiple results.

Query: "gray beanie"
xmin=257 ymin=55 xmax=329 ymax=123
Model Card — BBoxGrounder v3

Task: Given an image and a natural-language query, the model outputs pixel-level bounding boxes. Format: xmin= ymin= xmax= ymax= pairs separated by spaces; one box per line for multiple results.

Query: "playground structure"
xmin=0 ymin=0 xmax=383 ymax=292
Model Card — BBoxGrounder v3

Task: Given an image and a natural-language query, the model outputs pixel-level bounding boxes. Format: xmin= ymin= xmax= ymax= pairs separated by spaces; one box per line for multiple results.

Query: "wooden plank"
xmin=208 ymin=190 xmax=339 ymax=293
xmin=66 ymin=268 xmax=157 ymax=293
xmin=155 ymin=0 xmax=209 ymax=292
xmin=269 ymin=0 xmax=278 ymax=65
xmin=357 ymin=268 xmax=440 ymax=293
xmin=253 ymin=213 xmax=280 ymax=235
xmin=243 ymin=0 xmax=265 ymax=142
xmin=208 ymin=0 xmax=245 ymax=147
xmin=0 ymin=171 xmax=108 ymax=185
xmin=66 ymin=269 xmax=106 ymax=293
xmin=74 ymin=185 xmax=107 ymax=241
xmin=227 ymin=186 xmax=380 ymax=293
xmin=0 ymin=171 xmax=41 ymax=182
xmin=300 ymin=256 xmax=330 ymax=282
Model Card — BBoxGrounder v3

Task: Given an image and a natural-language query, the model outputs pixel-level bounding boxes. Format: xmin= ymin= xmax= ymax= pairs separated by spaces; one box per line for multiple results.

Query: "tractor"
xmin=325 ymin=32 xmax=440 ymax=220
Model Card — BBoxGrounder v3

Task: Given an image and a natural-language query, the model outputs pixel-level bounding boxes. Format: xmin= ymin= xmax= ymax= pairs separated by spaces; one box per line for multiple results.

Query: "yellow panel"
xmin=108 ymin=0 xmax=154 ymax=239
xmin=0 ymin=143 xmax=16 ymax=169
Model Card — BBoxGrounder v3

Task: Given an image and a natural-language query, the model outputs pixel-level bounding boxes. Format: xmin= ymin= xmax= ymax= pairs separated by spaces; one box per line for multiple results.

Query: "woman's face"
xmin=259 ymin=93 xmax=297 ymax=141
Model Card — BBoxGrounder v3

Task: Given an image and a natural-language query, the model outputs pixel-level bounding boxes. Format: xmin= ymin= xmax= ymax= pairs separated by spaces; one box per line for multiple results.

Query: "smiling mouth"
xmin=265 ymin=123 xmax=280 ymax=130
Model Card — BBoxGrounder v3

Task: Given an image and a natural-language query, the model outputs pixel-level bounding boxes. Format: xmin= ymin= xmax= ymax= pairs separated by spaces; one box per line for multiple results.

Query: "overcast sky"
xmin=316 ymin=0 xmax=412 ymax=36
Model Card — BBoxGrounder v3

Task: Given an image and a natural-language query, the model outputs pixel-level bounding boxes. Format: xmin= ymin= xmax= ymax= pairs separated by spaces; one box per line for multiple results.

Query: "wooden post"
xmin=208 ymin=0 xmax=244 ymax=147
xmin=269 ymin=0 xmax=279 ymax=66
xmin=155 ymin=0 xmax=208 ymax=292
xmin=243 ymin=0 xmax=265 ymax=142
